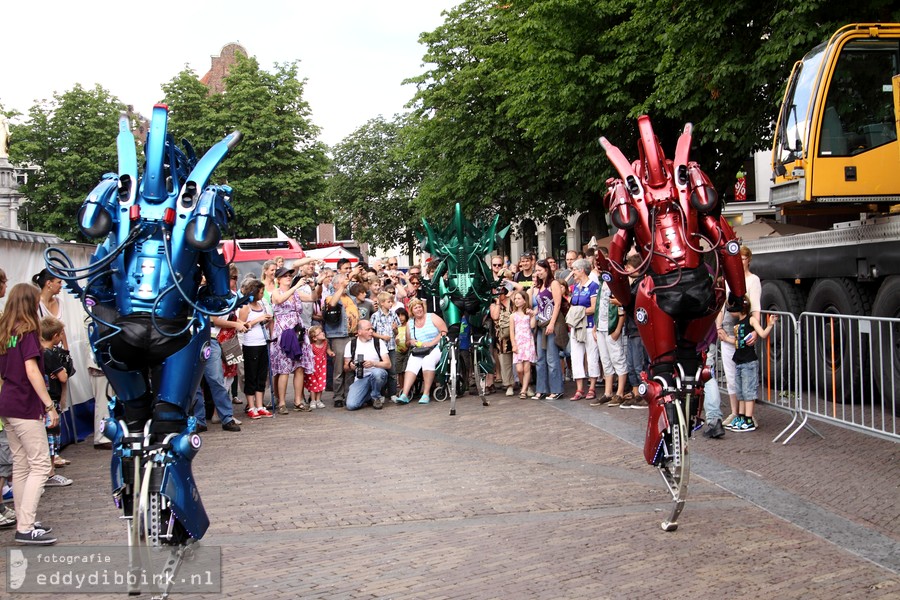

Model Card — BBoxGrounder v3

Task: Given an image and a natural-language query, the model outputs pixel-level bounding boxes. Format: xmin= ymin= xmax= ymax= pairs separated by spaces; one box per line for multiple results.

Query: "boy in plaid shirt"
xmin=371 ymin=291 xmax=401 ymax=400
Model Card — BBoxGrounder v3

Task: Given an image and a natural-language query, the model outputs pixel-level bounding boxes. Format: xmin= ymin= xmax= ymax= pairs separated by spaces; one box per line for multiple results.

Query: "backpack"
xmin=350 ymin=337 xmax=383 ymax=362
xmin=323 ymin=300 xmax=342 ymax=326
xmin=496 ymin=302 xmax=511 ymax=341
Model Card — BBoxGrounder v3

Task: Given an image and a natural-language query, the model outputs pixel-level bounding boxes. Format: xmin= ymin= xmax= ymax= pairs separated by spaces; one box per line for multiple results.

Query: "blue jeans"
xmin=703 ymin=345 xmax=723 ymax=422
xmin=625 ymin=335 xmax=648 ymax=388
xmin=734 ymin=360 xmax=759 ymax=402
xmin=192 ymin=339 xmax=236 ymax=426
xmin=346 ymin=368 xmax=388 ymax=411
xmin=535 ymin=329 xmax=564 ymax=394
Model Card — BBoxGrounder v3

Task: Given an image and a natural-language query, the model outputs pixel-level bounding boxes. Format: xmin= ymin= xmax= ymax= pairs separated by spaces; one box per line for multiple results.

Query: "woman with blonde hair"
xmin=394 ymin=298 xmax=448 ymax=404
xmin=260 ymin=260 xmax=278 ymax=304
xmin=0 ymin=283 xmax=59 ymax=544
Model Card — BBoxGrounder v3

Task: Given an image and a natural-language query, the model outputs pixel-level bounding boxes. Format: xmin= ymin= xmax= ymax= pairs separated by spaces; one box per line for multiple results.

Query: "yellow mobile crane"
xmin=757 ymin=23 xmax=900 ymax=400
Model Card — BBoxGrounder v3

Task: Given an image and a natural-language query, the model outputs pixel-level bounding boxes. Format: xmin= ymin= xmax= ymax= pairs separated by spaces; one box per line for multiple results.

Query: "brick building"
xmin=200 ymin=43 xmax=248 ymax=94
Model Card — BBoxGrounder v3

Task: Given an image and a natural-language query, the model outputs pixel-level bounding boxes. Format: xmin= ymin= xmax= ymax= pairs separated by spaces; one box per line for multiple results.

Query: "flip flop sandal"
xmin=571 ymin=391 xmax=585 ymax=401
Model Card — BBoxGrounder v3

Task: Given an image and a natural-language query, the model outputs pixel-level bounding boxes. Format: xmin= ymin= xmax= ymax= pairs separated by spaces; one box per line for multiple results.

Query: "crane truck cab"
xmin=755 ymin=24 xmax=900 ymax=405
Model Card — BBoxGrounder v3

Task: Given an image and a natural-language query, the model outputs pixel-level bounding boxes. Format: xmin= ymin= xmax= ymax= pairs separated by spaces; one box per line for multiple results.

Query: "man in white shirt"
xmin=343 ymin=320 xmax=391 ymax=410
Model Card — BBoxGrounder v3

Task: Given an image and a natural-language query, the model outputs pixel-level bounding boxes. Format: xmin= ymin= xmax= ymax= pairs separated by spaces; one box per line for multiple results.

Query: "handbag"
xmin=219 ymin=334 xmax=244 ymax=365
xmin=553 ymin=317 xmax=569 ymax=349
xmin=409 ymin=322 xmax=434 ymax=357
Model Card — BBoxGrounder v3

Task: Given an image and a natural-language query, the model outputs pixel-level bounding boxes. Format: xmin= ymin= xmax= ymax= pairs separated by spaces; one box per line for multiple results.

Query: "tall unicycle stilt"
xmin=473 ymin=336 xmax=489 ymax=407
xmin=448 ymin=343 xmax=459 ymax=416
xmin=658 ymin=392 xmax=691 ymax=531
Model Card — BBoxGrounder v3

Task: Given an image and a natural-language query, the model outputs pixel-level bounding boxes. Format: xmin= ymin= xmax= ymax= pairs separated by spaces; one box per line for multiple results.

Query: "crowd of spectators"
xmin=0 ymin=244 xmax=770 ymax=545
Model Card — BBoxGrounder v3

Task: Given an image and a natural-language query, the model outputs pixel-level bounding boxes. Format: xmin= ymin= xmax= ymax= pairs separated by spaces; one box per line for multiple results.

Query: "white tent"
xmin=302 ymin=245 xmax=360 ymax=265
xmin=0 ymin=226 xmax=95 ymax=408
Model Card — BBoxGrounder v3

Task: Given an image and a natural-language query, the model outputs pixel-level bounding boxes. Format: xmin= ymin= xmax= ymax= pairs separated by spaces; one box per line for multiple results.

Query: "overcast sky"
xmin=1 ymin=0 xmax=451 ymax=147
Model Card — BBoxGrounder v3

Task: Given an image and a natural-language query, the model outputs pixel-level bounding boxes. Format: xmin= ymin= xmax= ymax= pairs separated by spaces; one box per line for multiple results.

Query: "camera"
xmin=356 ymin=354 xmax=365 ymax=379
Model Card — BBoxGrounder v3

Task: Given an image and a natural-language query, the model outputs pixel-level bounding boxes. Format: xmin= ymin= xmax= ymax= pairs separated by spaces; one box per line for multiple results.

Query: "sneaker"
xmin=315 ymin=400 xmax=325 ymax=409
xmin=3 ymin=484 xmax=14 ymax=501
xmin=723 ymin=413 xmax=738 ymax=427
xmin=15 ymin=528 xmax=57 ymax=545
xmin=232 ymin=417 xmax=242 ymax=426
xmin=703 ymin=418 xmax=726 ymax=438
xmin=308 ymin=401 xmax=318 ymax=410
xmin=45 ymin=474 xmax=72 ymax=487
xmin=737 ymin=417 xmax=757 ymax=432
xmin=607 ymin=395 xmax=624 ymax=407
xmin=589 ymin=395 xmax=611 ymax=407
xmin=247 ymin=408 xmax=261 ymax=420
xmin=619 ymin=396 xmax=634 ymax=408
xmin=373 ymin=397 xmax=384 ymax=410
xmin=33 ymin=521 xmax=51 ymax=533
xmin=257 ymin=407 xmax=274 ymax=418
xmin=506 ymin=386 xmax=514 ymax=396
xmin=418 ymin=394 xmax=430 ymax=404
xmin=725 ymin=416 xmax=745 ymax=431
xmin=0 ymin=510 xmax=15 ymax=529
xmin=394 ymin=394 xmax=410 ymax=404
xmin=629 ymin=397 xmax=649 ymax=409
xmin=222 ymin=420 xmax=241 ymax=432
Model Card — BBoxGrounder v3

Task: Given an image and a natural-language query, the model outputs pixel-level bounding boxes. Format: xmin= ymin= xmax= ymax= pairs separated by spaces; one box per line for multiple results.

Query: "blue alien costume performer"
xmin=420 ymin=203 xmax=509 ymax=414
xmin=45 ymin=104 xmax=241 ymax=546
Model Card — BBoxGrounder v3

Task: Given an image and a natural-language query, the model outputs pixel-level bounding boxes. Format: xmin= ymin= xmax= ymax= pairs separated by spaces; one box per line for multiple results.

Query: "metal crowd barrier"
xmin=715 ymin=311 xmax=899 ymax=445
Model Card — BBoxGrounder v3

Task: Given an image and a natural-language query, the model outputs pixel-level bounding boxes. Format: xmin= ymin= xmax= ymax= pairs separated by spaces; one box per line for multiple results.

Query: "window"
xmin=520 ymin=219 xmax=537 ymax=256
xmin=819 ymin=40 xmax=899 ymax=157
xmin=548 ymin=216 xmax=567 ymax=261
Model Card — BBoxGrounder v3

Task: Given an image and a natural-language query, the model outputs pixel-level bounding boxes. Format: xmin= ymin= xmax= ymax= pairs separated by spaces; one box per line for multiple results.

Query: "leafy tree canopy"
xmin=164 ymin=54 xmax=331 ymax=239
xmin=328 ymin=115 xmax=423 ymax=257
xmin=401 ymin=0 xmax=900 ymax=223
xmin=9 ymin=84 xmax=124 ymax=240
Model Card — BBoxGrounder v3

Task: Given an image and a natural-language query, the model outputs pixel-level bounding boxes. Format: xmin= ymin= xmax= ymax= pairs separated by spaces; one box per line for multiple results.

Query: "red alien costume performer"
xmin=595 ymin=116 xmax=746 ymax=530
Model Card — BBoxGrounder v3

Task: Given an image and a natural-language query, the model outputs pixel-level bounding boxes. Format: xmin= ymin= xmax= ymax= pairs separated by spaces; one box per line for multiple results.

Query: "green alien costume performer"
xmin=420 ymin=203 xmax=509 ymax=387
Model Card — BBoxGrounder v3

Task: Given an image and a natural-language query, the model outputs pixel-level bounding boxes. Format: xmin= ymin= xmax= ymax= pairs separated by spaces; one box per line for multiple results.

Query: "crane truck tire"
xmin=759 ymin=280 xmax=805 ymax=392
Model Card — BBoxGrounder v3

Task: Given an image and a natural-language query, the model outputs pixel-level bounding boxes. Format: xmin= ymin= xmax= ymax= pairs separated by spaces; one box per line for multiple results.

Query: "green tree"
xmin=328 ymin=115 xmax=423 ymax=256
xmin=213 ymin=55 xmax=330 ymax=238
xmin=10 ymin=84 xmax=124 ymax=239
xmin=405 ymin=0 xmax=579 ymax=232
xmin=161 ymin=67 xmax=219 ymax=152
xmin=406 ymin=0 xmax=900 ymax=217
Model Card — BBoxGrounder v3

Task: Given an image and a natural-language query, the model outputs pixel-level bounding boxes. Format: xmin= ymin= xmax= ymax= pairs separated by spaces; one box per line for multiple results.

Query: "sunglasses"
xmin=230 ymin=276 xmax=238 ymax=280
xmin=492 ymin=263 xmax=502 ymax=267
xmin=388 ymin=262 xmax=398 ymax=266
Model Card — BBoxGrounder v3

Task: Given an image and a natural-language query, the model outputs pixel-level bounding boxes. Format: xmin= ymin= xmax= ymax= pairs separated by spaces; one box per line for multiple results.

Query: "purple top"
xmin=0 ymin=330 xmax=45 ymax=420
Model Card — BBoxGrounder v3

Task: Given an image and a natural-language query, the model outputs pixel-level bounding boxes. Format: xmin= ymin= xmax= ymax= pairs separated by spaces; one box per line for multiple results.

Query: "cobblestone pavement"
xmin=2 ymin=384 xmax=898 ymax=599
